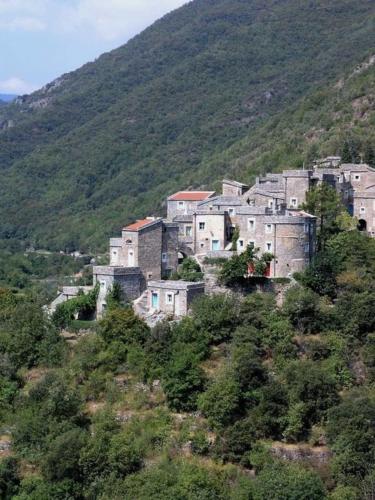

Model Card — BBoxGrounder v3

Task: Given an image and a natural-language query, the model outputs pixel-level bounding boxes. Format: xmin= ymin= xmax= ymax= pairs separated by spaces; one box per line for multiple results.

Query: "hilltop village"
xmin=51 ymin=158 xmax=375 ymax=321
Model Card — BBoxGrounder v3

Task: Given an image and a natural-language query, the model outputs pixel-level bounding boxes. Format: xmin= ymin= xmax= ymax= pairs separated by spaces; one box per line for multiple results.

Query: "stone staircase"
xmin=133 ymin=290 xmax=168 ymax=327
xmin=193 ymin=254 xmax=228 ymax=295
xmin=133 ymin=290 xmax=148 ymax=318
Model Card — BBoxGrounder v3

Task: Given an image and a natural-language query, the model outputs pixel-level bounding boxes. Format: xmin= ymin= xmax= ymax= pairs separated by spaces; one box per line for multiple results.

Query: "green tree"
xmin=198 ymin=369 xmax=240 ymax=428
xmin=192 ymin=294 xmax=240 ymax=343
xmin=283 ymin=360 xmax=339 ymax=441
xmin=302 ymin=184 xmax=345 ymax=250
xmin=42 ymin=428 xmax=87 ymax=482
xmin=162 ymin=346 xmax=206 ymax=411
xmin=253 ymin=462 xmax=326 ymax=499
xmin=98 ymin=307 xmax=149 ymax=345
xmin=283 ymin=286 xmax=322 ymax=334
xmin=326 ymin=390 xmax=375 ymax=485
xmin=363 ymin=142 xmax=375 ymax=167
xmin=0 ymin=457 xmax=20 ymax=499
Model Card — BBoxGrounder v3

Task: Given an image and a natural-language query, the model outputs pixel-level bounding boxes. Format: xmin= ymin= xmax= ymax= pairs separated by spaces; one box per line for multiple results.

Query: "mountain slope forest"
xmin=1 ymin=0 xmax=375 ymax=252
xmin=1 ymin=208 xmax=375 ymax=498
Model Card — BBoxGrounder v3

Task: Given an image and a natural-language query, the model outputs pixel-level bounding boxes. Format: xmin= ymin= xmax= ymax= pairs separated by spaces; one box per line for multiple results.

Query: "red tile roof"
xmin=123 ymin=218 xmax=159 ymax=231
xmin=168 ymin=191 xmax=215 ymax=201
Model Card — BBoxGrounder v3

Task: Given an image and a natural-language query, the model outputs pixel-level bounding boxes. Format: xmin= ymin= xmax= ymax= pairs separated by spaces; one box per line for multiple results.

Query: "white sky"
xmin=0 ymin=0 xmax=188 ymax=94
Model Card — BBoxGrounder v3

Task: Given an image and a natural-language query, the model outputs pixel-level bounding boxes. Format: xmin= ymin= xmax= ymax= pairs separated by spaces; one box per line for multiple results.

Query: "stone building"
xmin=146 ymin=280 xmax=205 ymax=317
xmin=56 ymin=155 xmax=375 ymax=322
xmin=167 ymin=191 xmax=215 ymax=220
xmin=93 ymin=217 xmax=179 ymax=317
xmin=314 ymin=161 xmax=375 ymax=235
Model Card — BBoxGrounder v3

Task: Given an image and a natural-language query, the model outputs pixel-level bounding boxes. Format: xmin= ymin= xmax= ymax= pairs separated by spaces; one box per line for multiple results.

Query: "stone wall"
xmin=93 ymin=266 xmax=144 ymax=318
xmin=353 ymin=192 xmax=375 ymax=235
xmin=283 ymin=170 xmax=312 ymax=208
xmin=138 ymin=223 xmax=163 ymax=280
xmin=162 ymin=223 xmax=179 ymax=276
xmin=194 ymin=212 xmax=228 ymax=253
xmin=147 ymin=281 xmax=205 ymax=317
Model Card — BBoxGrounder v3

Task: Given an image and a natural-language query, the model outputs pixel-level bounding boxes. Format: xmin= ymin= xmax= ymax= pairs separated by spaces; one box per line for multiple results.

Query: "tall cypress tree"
xmin=341 ymin=141 xmax=352 ymax=163
xmin=363 ymin=143 xmax=375 ymax=167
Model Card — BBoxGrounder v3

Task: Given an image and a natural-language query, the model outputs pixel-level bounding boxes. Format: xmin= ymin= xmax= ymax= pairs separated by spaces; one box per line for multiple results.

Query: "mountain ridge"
xmin=1 ymin=0 xmax=375 ymax=251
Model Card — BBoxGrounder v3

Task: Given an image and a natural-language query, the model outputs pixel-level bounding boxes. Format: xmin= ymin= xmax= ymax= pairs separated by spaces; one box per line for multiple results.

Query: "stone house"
xmin=314 ymin=161 xmax=375 ymax=235
xmin=146 ymin=280 xmax=205 ymax=317
xmin=94 ymin=217 xmax=179 ymax=317
xmin=56 ymin=155 xmax=375 ymax=321
xmin=167 ymin=191 xmax=215 ymax=220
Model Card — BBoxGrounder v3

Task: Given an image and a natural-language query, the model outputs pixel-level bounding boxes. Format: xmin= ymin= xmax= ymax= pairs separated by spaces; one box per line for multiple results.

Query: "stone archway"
xmin=358 ymin=219 xmax=367 ymax=232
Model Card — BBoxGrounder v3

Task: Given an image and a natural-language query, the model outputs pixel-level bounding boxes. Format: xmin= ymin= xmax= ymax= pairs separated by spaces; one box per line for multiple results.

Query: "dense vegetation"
xmin=0 ymin=250 xmax=90 ymax=292
xmin=1 ymin=207 xmax=375 ymax=498
xmin=1 ymin=0 xmax=375 ymax=251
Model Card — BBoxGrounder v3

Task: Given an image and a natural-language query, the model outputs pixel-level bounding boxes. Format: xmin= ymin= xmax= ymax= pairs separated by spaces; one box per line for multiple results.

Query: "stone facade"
xmin=55 ymin=156 xmax=375 ymax=322
xmin=235 ymin=207 xmax=315 ymax=278
xmin=93 ymin=266 xmax=144 ymax=318
xmin=193 ymin=211 xmax=231 ymax=253
xmin=167 ymin=191 xmax=215 ymax=220
xmin=147 ymin=280 xmax=205 ymax=317
xmin=315 ymin=162 xmax=375 ymax=236
xmin=283 ymin=170 xmax=313 ymax=208
xmin=222 ymin=179 xmax=249 ymax=197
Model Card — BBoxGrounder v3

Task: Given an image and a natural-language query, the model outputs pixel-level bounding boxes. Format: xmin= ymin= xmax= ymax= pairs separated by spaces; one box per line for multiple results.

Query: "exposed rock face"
xmin=0 ymin=119 xmax=14 ymax=130
xmin=270 ymin=442 xmax=332 ymax=465
xmin=0 ymin=437 xmax=11 ymax=456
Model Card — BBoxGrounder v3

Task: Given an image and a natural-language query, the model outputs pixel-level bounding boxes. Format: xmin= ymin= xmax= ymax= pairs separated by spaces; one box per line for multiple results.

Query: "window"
xmin=354 ymin=175 xmax=361 ymax=181
xmin=228 ymin=208 xmax=235 ymax=216
xmin=360 ymin=207 xmax=366 ymax=214
xmin=248 ymin=218 xmax=255 ymax=231
xmin=147 ymin=273 xmax=153 ymax=280
xmin=178 ymin=201 xmax=185 ymax=209
xmin=166 ymin=292 xmax=174 ymax=304
xmin=305 ymin=243 xmax=310 ymax=253
xmin=304 ymin=223 xmax=309 ymax=234
xmin=290 ymin=198 xmax=298 ymax=208
xmin=200 ymin=242 xmax=205 ymax=248
xmin=265 ymin=223 xmax=272 ymax=234
xmin=185 ymin=226 xmax=192 ymax=237
xmin=238 ymin=239 xmax=244 ymax=248
xmin=162 ymin=253 xmax=168 ymax=262
xmin=266 ymin=242 xmax=272 ymax=252
xmin=249 ymin=240 xmax=255 ymax=248
xmin=268 ymin=200 xmax=274 ymax=209
xmin=199 ymin=222 xmax=205 ymax=231
xmin=100 ymin=280 xmax=106 ymax=290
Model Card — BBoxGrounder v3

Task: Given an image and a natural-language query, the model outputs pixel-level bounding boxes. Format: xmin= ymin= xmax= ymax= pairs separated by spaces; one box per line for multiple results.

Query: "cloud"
xmin=0 ymin=16 xmax=46 ymax=31
xmin=0 ymin=77 xmax=39 ymax=95
xmin=67 ymin=0 xmax=188 ymax=41
xmin=0 ymin=0 xmax=188 ymax=40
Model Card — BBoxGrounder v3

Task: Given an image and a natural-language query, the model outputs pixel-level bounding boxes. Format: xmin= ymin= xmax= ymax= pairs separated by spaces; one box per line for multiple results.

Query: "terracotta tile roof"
xmin=168 ymin=191 xmax=215 ymax=201
xmin=123 ymin=218 xmax=159 ymax=231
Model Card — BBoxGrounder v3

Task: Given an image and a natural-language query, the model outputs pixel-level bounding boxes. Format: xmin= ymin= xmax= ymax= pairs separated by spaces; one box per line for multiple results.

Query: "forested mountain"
xmin=1 ymin=0 xmax=375 ymax=252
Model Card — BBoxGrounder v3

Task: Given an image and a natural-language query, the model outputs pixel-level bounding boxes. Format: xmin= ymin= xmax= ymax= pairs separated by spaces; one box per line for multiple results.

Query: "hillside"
xmin=1 ymin=226 xmax=375 ymax=498
xmin=1 ymin=0 xmax=375 ymax=252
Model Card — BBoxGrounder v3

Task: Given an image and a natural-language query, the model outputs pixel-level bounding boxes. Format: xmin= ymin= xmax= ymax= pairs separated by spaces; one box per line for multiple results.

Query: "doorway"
xmin=151 ymin=292 xmax=159 ymax=310
xmin=211 ymin=239 xmax=220 ymax=251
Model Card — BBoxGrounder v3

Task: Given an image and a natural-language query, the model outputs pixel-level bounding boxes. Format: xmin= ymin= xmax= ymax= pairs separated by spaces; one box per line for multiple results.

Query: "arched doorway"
xmin=358 ymin=219 xmax=367 ymax=232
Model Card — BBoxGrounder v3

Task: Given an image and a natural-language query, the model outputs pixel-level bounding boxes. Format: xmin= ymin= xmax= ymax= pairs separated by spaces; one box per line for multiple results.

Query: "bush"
xmin=97 ymin=307 xmax=149 ymax=345
xmin=162 ymin=346 xmax=206 ymax=412
xmin=253 ymin=462 xmax=326 ymax=499
xmin=198 ymin=369 xmax=240 ymax=429
xmin=283 ymin=286 xmax=322 ymax=334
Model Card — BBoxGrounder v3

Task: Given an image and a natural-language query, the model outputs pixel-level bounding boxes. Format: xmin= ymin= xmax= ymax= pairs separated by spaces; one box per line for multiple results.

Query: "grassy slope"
xmin=0 ymin=0 xmax=375 ymax=251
